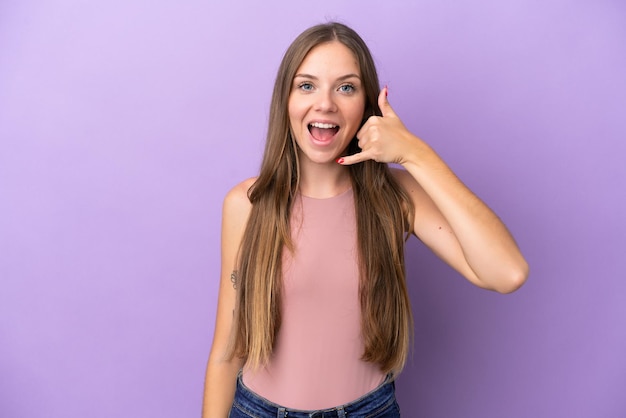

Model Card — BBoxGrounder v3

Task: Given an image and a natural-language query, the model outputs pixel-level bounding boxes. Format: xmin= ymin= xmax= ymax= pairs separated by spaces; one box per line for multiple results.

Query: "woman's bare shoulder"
xmin=389 ymin=166 xmax=423 ymax=195
xmin=225 ymin=177 xmax=257 ymax=201
xmin=223 ymin=177 xmax=257 ymax=220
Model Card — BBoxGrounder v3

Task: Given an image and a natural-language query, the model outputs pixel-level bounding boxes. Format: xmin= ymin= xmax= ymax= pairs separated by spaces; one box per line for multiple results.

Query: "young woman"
xmin=203 ymin=22 xmax=528 ymax=417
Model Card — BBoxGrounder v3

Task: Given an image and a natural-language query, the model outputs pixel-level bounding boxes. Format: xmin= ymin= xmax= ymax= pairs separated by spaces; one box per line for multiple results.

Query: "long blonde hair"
xmin=227 ymin=22 xmax=415 ymax=376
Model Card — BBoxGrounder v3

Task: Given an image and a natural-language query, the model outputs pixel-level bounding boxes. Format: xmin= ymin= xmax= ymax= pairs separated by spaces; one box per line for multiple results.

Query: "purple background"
xmin=1 ymin=1 xmax=624 ymax=417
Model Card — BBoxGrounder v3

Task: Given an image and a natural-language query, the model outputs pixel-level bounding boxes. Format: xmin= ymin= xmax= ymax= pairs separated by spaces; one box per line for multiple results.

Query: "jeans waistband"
xmin=232 ymin=371 xmax=396 ymax=418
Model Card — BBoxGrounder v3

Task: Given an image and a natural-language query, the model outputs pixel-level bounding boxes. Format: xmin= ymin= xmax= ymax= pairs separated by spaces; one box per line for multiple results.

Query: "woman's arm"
xmin=202 ymin=179 xmax=254 ymax=417
xmin=340 ymin=88 xmax=528 ymax=293
xmin=391 ymin=164 xmax=527 ymax=293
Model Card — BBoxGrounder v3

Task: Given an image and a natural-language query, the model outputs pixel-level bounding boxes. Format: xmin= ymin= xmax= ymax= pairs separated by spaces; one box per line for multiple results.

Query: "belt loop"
xmin=277 ymin=407 xmax=287 ymax=418
xmin=337 ymin=406 xmax=345 ymax=418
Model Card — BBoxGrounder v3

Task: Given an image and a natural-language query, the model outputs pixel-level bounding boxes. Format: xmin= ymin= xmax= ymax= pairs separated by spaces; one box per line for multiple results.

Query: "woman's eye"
xmin=339 ymin=84 xmax=355 ymax=93
xmin=298 ymin=82 xmax=314 ymax=91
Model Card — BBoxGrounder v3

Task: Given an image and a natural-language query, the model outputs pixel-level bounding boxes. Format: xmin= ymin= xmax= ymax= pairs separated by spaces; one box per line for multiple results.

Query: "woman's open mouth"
xmin=308 ymin=122 xmax=340 ymax=144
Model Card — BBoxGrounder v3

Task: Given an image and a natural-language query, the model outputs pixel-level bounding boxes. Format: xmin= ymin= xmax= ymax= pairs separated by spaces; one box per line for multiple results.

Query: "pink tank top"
xmin=242 ymin=188 xmax=385 ymax=409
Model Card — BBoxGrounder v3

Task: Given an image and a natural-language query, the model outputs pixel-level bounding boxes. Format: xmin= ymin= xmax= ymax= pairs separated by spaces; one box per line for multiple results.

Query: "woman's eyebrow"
xmin=293 ymin=73 xmax=361 ymax=81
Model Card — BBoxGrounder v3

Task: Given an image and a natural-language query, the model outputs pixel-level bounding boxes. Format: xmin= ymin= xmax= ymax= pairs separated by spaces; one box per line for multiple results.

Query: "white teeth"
xmin=309 ymin=122 xmax=338 ymax=129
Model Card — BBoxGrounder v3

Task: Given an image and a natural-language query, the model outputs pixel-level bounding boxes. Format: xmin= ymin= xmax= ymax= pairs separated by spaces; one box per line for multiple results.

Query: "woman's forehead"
xmin=295 ymin=41 xmax=360 ymax=77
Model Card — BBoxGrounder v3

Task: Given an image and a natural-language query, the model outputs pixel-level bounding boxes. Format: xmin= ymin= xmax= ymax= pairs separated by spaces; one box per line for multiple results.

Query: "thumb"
xmin=378 ymin=85 xmax=396 ymax=117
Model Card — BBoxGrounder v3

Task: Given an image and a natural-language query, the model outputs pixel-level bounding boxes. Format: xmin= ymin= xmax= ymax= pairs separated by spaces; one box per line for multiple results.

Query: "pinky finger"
xmin=337 ymin=152 xmax=370 ymax=165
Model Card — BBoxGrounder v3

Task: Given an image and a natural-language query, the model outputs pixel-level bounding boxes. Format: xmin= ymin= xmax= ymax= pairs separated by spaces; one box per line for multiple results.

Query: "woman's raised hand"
xmin=338 ymin=87 xmax=420 ymax=166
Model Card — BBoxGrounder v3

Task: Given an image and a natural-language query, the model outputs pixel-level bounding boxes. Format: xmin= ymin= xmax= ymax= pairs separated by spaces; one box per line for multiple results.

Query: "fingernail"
xmin=385 ymin=85 xmax=388 ymax=97
xmin=336 ymin=158 xmax=344 ymax=164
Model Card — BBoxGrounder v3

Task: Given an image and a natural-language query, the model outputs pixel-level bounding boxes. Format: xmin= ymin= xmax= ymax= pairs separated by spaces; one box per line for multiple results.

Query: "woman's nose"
xmin=314 ymin=89 xmax=337 ymax=112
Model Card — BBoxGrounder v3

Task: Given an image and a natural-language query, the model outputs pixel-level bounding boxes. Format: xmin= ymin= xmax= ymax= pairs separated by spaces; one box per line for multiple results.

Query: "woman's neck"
xmin=298 ymin=159 xmax=351 ymax=199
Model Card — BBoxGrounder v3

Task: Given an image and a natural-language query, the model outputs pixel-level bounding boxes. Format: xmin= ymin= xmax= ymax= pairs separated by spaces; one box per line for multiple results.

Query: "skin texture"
xmin=202 ymin=41 xmax=529 ymax=417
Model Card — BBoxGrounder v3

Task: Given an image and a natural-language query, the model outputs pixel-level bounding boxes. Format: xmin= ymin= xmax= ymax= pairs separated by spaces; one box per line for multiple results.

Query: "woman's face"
xmin=288 ymin=41 xmax=366 ymax=165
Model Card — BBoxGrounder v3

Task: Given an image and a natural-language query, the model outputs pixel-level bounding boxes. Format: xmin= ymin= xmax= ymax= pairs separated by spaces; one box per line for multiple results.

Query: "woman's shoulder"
xmin=388 ymin=166 xmax=426 ymax=211
xmin=389 ymin=166 xmax=418 ymax=192
xmin=222 ymin=177 xmax=257 ymax=219
xmin=225 ymin=177 xmax=257 ymax=200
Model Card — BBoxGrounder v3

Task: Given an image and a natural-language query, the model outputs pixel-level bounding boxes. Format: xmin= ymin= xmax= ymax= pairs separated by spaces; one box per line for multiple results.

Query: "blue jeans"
xmin=229 ymin=372 xmax=401 ymax=417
